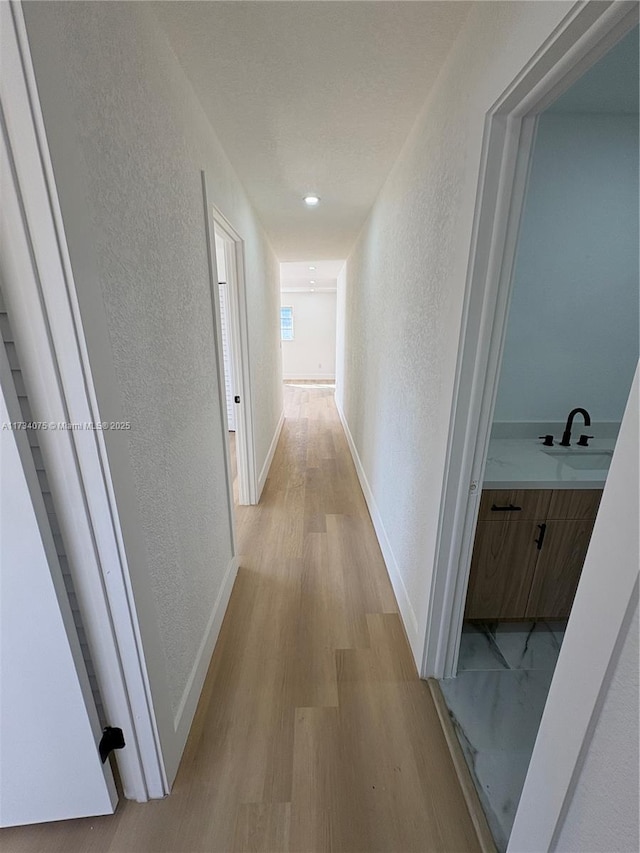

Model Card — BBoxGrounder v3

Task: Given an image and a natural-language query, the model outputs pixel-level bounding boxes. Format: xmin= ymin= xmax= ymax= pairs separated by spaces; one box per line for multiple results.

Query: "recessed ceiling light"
xmin=309 ymin=266 xmax=316 ymax=271
xmin=303 ymin=195 xmax=320 ymax=207
xmin=309 ymin=280 xmax=316 ymax=284
xmin=310 ymin=289 xmax=315 ymax=292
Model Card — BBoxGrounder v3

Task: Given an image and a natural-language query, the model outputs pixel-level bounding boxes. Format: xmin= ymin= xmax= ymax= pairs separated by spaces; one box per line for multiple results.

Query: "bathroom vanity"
xmin=465 ymin=436 xmax=613 ymax=620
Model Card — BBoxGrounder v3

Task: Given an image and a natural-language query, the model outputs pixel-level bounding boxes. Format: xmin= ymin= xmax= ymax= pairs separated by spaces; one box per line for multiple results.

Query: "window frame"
xmin=280 ymin=305 xmax=294 ymax=342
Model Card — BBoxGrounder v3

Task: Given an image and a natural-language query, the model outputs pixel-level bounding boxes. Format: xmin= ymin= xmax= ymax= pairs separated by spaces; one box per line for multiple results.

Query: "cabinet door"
xmin=465 ymin=520 xmax=542 ymax=619
xmin=547 ymin=490 xmax=602 ymax=520
xmin=525 ymin=518 xmax=596 ymax=619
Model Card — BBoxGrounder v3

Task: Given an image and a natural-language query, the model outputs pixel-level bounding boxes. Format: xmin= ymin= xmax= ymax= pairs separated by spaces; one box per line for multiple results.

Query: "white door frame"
xmin=422 ymin=0 xmax=639 ymax=681
xmin=202 ymin=174 xmax=258 ymax=507
xmin=1 ymin=0 xmax=166 ymax=801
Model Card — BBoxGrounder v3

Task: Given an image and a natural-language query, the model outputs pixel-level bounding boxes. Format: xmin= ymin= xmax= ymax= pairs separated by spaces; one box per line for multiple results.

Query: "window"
xmin=280 ymin=306 xmax=294 ymax=341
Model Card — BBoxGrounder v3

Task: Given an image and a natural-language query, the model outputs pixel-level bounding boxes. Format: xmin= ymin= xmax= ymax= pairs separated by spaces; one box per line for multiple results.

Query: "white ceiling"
xmin=153 ymin=2 xmax=470 ymax=261
xmin=280 ymin=259 xmax=344 ymax=292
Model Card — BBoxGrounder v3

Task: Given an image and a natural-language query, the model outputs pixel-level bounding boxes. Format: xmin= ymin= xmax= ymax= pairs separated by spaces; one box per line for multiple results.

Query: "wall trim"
xmin=281 ymin=287 xmax=337 ymax=294
xmin=173 ymin=556 xmax=240 ymax=752
xmin=335 ymin=399 xmax=420 ymax=661
xmin=283 ymin=374 xmax=336 ymax=381
xmin=258 ymin=410 xmax=285 ymax=499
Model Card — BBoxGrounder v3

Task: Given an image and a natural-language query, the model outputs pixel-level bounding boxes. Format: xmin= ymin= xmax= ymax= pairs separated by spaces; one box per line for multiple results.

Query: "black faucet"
xmin=559 ymin=408 xmax=591 ymax=447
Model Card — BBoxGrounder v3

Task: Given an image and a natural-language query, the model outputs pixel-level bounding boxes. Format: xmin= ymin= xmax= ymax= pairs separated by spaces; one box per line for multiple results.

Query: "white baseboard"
xmin=258 ymin=410 xmax=285 ymax=499
xmin=283 ymin=373 xmax=336 ymax=381
xmin=172 ymin=555 xmax=240 ymax=767
xmin=335 ymin=401 xmax=421 ymax=665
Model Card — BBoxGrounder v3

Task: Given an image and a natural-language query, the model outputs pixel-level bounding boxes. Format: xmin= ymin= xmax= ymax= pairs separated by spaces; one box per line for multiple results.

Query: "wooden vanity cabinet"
xmin=465 ymin=488 xmax=601 ymax=620
xmin=525 ymin=490 xmax=601 ymax=619
xmin=465 ymin=489 xmax=550 ymax=619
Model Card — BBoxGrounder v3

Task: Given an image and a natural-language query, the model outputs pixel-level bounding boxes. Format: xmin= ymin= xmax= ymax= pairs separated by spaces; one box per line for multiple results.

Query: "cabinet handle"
xmin=534 ymin=523 xmax=547 ymax=550
xmin=491 ymin=503 xmax=522 ymax=512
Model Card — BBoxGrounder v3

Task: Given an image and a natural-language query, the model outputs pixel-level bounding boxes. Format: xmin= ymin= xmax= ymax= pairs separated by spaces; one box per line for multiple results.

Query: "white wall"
xmin=336 ymin=0 xmax=574 ymax=661
xmin=281 ymin=292 xmax=337 ymax=380
xmin=23 ymin=1 xmax=282 ymax=784
xmin=494 ymin=113 xmax=639 ymax=425
xmin=554 ymin=598 xmax=639 ymax=853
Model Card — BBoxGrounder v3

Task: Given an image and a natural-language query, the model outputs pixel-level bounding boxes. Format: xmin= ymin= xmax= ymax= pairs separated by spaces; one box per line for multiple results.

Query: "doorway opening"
xmin=433 ymin=22 xmax=639 ymax=852
xmin=215 ymin=230 xmax=240 ymax=506
xmin=204 ymin=191 xmax=258 ymax=508
xmin=279 ymin=260 xmax=344 ymax=388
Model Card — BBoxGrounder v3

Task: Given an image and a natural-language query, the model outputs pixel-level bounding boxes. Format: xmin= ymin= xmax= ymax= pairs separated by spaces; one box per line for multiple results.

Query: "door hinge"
xmin=99 ymin=726 xmax=125 ymax=763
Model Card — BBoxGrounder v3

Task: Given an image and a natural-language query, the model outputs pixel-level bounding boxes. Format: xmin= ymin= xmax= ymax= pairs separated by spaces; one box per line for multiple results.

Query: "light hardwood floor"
xmin=2 ymin=384 xmax=480 ymax=853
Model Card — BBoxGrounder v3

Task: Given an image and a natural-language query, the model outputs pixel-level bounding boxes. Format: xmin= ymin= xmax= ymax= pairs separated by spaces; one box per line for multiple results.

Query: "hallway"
xmin=4 ymin=2 xmax=638 ymax=847
xmin=2 ymin=384 xmax=479 ymax=853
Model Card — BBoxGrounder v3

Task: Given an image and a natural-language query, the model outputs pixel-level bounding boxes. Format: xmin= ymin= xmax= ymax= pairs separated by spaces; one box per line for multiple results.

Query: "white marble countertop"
xmin=484 ymin=437 xmax=615 ymax=490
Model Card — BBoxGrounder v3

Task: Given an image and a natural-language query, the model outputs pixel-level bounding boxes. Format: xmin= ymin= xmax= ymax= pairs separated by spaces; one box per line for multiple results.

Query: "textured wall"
xmin=338 ymin=0 xmax=573 ymax=659
xmin=494 ymin=113 xmax=639 ymax=424
xmin=281 ymin=292 xmax=337 ymax=379
xmin=554 ymin=598 xmax=639 ymax=852
xmin=23 ymin=1 xmax=282 ymax=774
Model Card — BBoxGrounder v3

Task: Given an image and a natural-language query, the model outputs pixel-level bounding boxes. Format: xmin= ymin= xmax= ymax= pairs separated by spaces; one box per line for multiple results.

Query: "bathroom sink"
xmin=542 ymin=449 xmax=613 ymax=470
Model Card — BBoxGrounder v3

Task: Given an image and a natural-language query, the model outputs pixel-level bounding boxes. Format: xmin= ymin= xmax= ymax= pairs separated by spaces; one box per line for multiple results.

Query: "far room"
xmin=280 ymin=260 xmax=344 ymax=387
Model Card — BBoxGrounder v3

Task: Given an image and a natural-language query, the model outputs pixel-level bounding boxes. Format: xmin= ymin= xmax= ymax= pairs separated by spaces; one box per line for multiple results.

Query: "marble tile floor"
xmin=440 ymin=620 xmax=567 ymax=851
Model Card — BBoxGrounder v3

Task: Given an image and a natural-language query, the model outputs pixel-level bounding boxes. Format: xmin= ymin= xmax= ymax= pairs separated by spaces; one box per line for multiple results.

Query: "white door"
xmin=0 ymin=386 xmax=118 ymax=827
